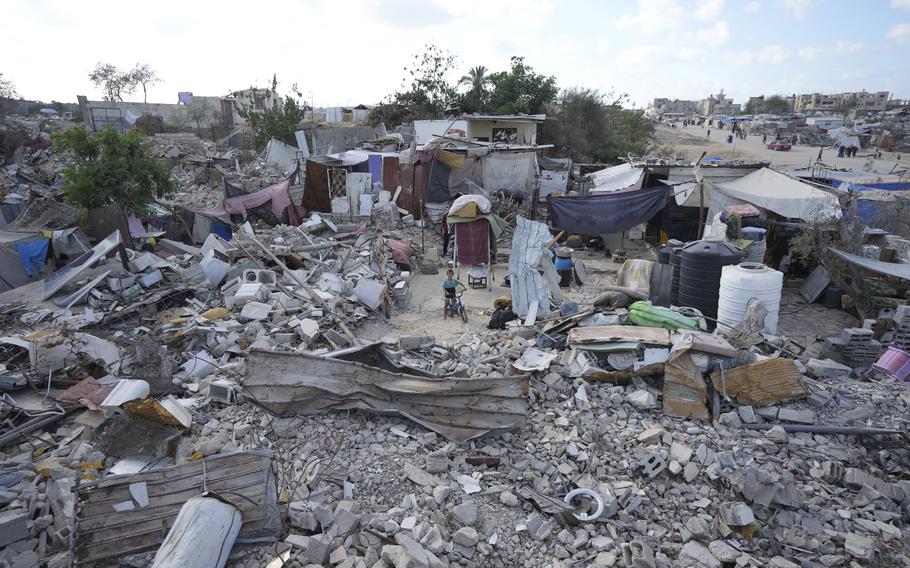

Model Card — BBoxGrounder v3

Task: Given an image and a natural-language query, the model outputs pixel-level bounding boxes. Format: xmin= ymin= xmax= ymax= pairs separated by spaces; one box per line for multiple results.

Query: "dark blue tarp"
xmin=547 ymin=186 xmax=668 ymax=235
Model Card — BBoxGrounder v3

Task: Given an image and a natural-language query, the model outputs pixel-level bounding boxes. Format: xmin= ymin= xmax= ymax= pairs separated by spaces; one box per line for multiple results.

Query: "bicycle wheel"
xmin=459 ymin=305 xmax=468 ymax=323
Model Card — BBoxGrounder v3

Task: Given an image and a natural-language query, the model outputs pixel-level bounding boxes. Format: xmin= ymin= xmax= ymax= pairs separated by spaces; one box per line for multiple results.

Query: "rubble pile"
xmin=148 ymin=133 xmax=290 ymax=211
xmin=1 ymin=118 xmax=910 ymax=567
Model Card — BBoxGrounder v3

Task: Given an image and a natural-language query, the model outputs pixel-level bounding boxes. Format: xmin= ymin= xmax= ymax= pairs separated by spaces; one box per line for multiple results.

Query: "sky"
xmin=2 ymin=0 xmax=908 ymax=109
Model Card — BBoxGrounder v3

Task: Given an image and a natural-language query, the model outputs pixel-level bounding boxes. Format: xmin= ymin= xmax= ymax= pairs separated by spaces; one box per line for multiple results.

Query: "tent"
xmin=588 ymin=163 xmax=645 ymax=194
xmin=711 ymin=168 xmax=841 ymax=221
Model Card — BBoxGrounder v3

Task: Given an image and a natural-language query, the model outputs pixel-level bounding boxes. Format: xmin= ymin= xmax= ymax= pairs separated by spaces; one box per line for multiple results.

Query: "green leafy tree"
xmin=89 ymin=62 xmax=138 ymax=102
xmin=53 ymin=126 xmax=175 ymax=213
xmin=370 ymin=44 xmax=458 ymax=125
xmin=765 ymin=95 xmax=790 ymax=114
xmin=0 ymin=73 xmax=17 ymax=100
xmin=486 ymin=57 xmax=558 ymax=115
xmin=458 ymin=65 xmax=490 ymax=113
xmin=540 ymin=88 xmax=654 ymax=163
xmin=238 ymin=75 xmax=309 ymax=150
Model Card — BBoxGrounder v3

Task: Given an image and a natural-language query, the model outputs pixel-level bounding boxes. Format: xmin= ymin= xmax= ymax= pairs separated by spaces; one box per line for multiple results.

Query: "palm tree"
xmin=459 ymin=66 xmax=490 ymax=99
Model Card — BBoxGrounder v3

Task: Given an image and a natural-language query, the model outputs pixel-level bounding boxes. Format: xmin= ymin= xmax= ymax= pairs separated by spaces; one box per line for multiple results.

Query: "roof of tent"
xmin=588 ymin=163 xmax=645 ymax=193
xmin=713 ymin=168 xmax=842 ymax=221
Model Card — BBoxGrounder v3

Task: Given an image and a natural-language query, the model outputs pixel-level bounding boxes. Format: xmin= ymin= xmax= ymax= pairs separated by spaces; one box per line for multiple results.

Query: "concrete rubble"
xmin=2 ymin=116 xmax=910 ymax=568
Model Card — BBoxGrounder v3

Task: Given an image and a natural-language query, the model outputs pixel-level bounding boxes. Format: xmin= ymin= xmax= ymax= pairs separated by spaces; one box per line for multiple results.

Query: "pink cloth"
xmin=222 ymin=180 xmax=293 ymax=220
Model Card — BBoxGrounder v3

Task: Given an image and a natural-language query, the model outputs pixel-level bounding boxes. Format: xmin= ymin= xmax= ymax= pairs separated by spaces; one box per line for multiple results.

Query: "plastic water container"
xmin=717 ymin=262 xmax=784 ymax=334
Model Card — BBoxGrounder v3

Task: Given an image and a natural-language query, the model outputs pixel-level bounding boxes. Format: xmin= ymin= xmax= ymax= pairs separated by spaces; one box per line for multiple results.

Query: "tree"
xmin=764 ymin=95 xmax=790 ymax=114
xmin=487 ymin=57 xmax=558 ymax=115
xmin=238 ymin=75 xmax=309 ymax=150
xmin=185 ymin=99 xmax=215 ymax=130
xmin=53 ymin=126 xmax=175 ymax=213
xmin=130 ymin=63 xmax=160 ymax=103
xmin=458 ymin=65 xmax=490 ymax=113
xmin=89 ymin=62 xmax=137 ymax=102
xmin=369 ymin=44 xmax=458 ymax=125
xmin=540 ymin=88 xmax=654 ymax=163
xmin=0 ymin=73 xmax=17 ymax=100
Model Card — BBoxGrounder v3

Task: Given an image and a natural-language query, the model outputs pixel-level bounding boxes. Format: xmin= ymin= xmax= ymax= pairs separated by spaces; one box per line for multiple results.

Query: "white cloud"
xmin=888 ymin=22 xmax=910 ymax=42
xmin=688 ymin=20 xmax=730 ymax=47
xmin=594 ymin=37 xmax=610 ymax=54
xmin=799 ymin=40 xmax=863 ymax=60
xmin=694 ymin=0 xmax=726 ymax=20
xmin=892 ymin=0 xmax=910 ymax=10
xmin=775 ymin=0 xmax=819 ymax=19
xmin=744 ymin=1 xmax=761 ymax=12
xmin=730 ymin=45 xmax=792 ymax=66
xmin=798 ymin=47 xmax=820 ymax=61
xmin=615 ymin=45 xmax=702 ymax=67
xmin=757 ymin=45 xmax=792 ymax=64
xmin=616 ymin=0 xmax=687 ymax=33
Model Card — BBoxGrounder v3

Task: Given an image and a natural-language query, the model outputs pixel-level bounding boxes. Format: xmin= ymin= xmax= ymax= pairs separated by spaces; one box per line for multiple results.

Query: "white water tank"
xmin=717 ymin=262 xmax=784 ymax=335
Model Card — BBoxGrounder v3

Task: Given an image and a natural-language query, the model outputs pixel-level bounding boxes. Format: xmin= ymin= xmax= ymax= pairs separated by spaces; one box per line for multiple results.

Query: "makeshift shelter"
xmin=445 ymin=196 xmax=504 ymax=287
xmin=588 ymin=163 xmax=646 ymax=194
xmin=709 ymin=168 xmax=842 ymax=222
xmin=547 ymin=186 xmax=668 ymax=236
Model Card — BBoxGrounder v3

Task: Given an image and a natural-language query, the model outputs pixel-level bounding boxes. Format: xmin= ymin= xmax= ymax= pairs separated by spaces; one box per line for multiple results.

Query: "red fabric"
xmin=454 ymin=219 xmax=489 ymax=266
xmin=388 ymin=239 xmax=414 ymax=265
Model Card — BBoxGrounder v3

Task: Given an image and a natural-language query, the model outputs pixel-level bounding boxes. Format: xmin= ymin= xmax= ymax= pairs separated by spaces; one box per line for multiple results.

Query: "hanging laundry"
xmin=15 ymin=239 xmax=50 ymax=277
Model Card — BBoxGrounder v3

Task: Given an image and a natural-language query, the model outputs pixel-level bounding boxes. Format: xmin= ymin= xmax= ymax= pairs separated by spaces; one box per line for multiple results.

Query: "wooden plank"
xmin=568 ymin=325 xmax=671 ymax=346
xmin=73 ymin=451 xmax=278 ymax=565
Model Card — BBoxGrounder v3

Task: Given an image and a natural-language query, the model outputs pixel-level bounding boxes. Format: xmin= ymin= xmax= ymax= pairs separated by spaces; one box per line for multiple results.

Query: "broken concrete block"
xmin=737 ymin=405 xmax=757 ymax=423
xmin=718 ymin=501 xmax=755 ymax=526
xmin=424 ymin=449 xmax=448 ymax=473
xmin=525 ymin=512 xmax=555 ymax=541
xmin=452 ymin=501 xmax=478 ymax=526
xmin=297 ymin=318 xmax=321 ymax=344
xmin=669 ymin=443 xmax=693 ymax=465
xmin=766 ymin=425 xmax=788 ymax=443
xmin=640 ymin=453 xmax=667 ymax=478
xmin=232 ymin=282 xmax=268 ymax=306
xmin=627 ymin=390 xmax=657 ymax=410
xmin=777 ymin=408 xmax=816 ymax=424
xmin=137 ymin=269 xmax=163 ymax=288
xmin=392 ymin=532 xmax=429 ymax=568
xmin=499 ymin=491 xmax=519 ymax=507
xmin=807 ymin=357 xmax=852 ymax=379
xmin=680 ymin=541 xmax=721 ymax=568
xmin=708 ymin=540 xmax=741 ymax=563
xmin=240 ymin=301 xmax=272 ymax=321
xmin=0 ymin=509 xmax=28 ymax=547
xmin=453 ymin=527 xmax=479 ymax=547
xmin=683 ymin=462 xmax=699 ymax=482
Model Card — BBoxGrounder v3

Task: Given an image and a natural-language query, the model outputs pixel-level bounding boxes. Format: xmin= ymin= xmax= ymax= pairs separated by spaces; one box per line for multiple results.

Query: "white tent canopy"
xmin=712 ymin=168 xmax=842 ymax=221
xmin=589 ymin=163 xmax=645 ymax=193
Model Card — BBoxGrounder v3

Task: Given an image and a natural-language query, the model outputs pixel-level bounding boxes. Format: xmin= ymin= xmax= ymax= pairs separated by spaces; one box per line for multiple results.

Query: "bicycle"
xmin=443 ymin=289 xmax=468 ymax=322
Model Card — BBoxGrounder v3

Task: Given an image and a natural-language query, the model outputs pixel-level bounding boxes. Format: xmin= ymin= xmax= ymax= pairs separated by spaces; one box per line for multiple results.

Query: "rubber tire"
xmin=459 ymin=305 xmax=468 ymax=323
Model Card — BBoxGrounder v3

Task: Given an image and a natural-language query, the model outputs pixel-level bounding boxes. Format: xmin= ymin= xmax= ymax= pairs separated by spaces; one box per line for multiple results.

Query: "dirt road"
xmin=655 ymin=123 xmax=909 ymax=174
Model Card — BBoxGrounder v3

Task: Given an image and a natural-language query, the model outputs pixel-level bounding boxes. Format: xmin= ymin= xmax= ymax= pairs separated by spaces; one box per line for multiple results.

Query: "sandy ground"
xmin=655 ymin=122 xmax=910 ymax=174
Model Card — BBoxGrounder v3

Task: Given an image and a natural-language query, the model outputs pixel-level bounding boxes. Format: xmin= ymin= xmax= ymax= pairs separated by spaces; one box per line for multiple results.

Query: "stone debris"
xmin=1 ymin=113 xmax=910 ymax=567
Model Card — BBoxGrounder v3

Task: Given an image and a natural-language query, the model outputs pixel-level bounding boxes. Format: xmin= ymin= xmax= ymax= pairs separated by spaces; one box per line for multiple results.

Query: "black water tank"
xmin=678 ymin=239 xmax=742 ymax=319
xmin=670 ymin=246 xmax=684 ymax=305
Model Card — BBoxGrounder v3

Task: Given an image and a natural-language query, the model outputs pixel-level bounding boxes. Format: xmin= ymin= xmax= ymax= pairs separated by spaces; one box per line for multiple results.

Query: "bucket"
xmin=873 ymin=344 xmax=910 ymax=380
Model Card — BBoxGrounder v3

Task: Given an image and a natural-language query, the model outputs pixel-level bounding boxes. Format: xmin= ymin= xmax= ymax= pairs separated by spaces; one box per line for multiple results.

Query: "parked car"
xmin=767 ymin=140 xmax=792 ymax=151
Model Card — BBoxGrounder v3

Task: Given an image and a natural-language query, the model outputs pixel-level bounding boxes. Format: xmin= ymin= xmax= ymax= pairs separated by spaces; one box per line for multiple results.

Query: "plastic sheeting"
xmin=508 ymin=216 xmax=561 ymax=318
xmin=482 ymin=152 xmax=537 ymax=197
xmin=547 ymin=187 xmax=668 ymax=236
xmin=828 ymin=247 xmax=910 ymax=280
xmin=588 ymin=163 xmax=645 ymax=193
xmin=712 ymin=168 xmax=841 ymax=221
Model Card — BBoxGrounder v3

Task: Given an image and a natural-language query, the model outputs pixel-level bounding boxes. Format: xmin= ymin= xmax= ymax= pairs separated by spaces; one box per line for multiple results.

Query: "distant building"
xmin=805 ymin=116 xmax=845 ymax=130
xmin=745 ymin=94 xmax=796 ymax=114
xmin=324 ymin=104 xmax=373 ymax=124
xmin=699 ymin=90 xmax=740 ymax=115
xmin=794 ymin=90 xmax=890 ymax=112
xmin=645 ymin=98 xmax=698 ymax=118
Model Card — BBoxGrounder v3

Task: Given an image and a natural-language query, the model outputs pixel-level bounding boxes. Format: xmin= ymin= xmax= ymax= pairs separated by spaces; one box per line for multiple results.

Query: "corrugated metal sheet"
xmin=568 ymin=325 xmax=671 ymax=346
xmin=244 ymin=350 xmax=528 ymax=443
xmin=709 ymin=358 xmax=807 ymax=406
